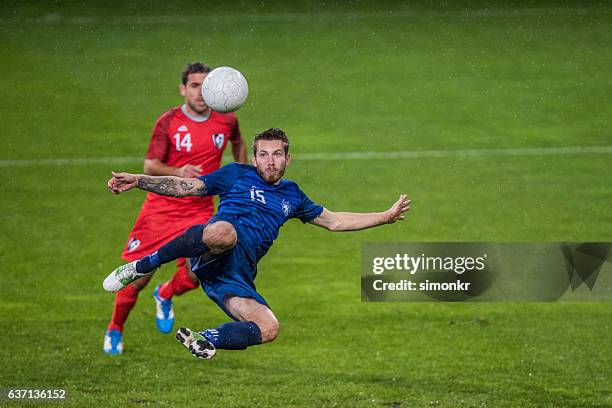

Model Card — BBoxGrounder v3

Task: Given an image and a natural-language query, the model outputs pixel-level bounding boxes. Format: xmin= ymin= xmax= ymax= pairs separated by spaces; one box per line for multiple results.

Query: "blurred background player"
xmin=103 ymin=61 xmax=247 ymax=354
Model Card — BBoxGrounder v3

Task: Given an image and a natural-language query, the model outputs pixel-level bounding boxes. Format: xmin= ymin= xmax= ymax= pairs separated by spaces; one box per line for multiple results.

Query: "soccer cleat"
xmin=103 ymin=329 xmax=124 ymax=355
xmin=153 ymin=285 xmax=174 ymax=334
xmin=103 ymin=261 xmax=150 ymax=292
xmin=176 ymin=327 xmax=216 ymax=360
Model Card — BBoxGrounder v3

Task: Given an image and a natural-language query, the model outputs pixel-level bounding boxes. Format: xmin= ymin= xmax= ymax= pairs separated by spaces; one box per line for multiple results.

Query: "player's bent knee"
xmin=203 ymin=221 xmax=237 ymax=253
xmin=258 ymin=317 xmax=280 ymax=343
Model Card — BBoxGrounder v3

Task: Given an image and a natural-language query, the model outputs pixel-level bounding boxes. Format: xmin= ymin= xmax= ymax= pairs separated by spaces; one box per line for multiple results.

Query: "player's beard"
xmin=258 ymin=165 xmax=285 ymax=184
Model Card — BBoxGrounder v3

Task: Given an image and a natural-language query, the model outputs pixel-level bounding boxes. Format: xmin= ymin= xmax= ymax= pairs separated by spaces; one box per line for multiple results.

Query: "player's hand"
xmin=176 ymin=164 xmax=203 ymax=178
xmin=108 ymin=172 xmax=139 ymax=194
xmin=385 ymin=194 xmax=411 ymax=223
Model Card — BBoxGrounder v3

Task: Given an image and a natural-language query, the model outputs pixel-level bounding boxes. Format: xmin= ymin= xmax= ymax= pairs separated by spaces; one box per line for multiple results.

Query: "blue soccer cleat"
xmin=103 ymin=329 xmax=123 ymax=355
xmin=153 ymin=285 xmax=174 ymax=334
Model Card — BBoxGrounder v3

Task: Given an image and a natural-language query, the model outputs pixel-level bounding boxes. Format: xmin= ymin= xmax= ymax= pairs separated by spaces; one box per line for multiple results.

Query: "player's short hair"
xmin=181 ymin=62 xmax=212 ymax=85
xmin=253 ymin=128 xmax=290 ymax=156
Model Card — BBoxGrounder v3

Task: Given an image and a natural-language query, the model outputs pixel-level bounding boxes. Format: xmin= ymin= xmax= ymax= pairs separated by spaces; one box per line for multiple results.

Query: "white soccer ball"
xmin=202 ymin=66 xmax=249 ymax=113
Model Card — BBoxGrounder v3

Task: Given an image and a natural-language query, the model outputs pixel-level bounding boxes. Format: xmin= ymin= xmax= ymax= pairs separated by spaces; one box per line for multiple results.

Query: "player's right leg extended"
xmin=176 ymin=297 xmax=279 ymax=360
xmin=103 ymin=222 xmax=236 ymax=292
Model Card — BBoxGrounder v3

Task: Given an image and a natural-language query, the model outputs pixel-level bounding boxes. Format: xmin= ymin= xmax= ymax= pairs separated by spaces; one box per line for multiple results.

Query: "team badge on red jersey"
xmin=212 ymin=133 xmax=225 ymax=149
xmin=127 ymin=237 xmax=141 ymax=252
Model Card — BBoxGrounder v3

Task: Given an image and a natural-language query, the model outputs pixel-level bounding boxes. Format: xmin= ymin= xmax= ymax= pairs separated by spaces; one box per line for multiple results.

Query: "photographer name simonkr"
xmin=372 ymin=279 xmax=471 ymax=291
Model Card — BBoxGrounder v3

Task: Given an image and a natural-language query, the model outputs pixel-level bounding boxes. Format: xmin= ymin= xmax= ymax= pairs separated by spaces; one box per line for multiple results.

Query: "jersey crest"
xmin=127 ymin=237 xmax=141 ymax=252
xmin=212 ymin=133 xmax=225 ymax=149
xmin=281 ymin=199 xmax=292 ymax=217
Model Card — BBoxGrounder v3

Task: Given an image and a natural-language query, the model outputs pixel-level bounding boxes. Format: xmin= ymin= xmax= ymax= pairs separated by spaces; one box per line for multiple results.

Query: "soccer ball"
xmin=202 ymin=66 xmax=249 ymax=113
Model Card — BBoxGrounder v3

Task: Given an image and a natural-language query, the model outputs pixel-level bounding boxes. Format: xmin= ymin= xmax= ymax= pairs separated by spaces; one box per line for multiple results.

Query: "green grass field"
xmin=1 ymin=1 xmax=611 ymax=406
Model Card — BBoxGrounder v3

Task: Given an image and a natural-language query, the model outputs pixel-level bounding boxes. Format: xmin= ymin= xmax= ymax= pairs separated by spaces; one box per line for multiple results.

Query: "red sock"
xmin=158 ymin=259 xmax=199 ymax=300
xmin=107 ymin=284 xmax=139 ymax=332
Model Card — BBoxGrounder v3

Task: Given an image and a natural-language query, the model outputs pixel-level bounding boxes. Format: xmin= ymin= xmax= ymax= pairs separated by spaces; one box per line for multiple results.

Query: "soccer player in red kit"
xmin=103 ymin=62 xmax=247 ymax=354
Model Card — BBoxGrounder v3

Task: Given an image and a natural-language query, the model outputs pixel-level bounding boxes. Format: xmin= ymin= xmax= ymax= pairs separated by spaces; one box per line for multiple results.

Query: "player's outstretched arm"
xmin=309 ymin=195 xmax=411 ymax=232
xmin=107 ymin=172 xmax=208 ymax=197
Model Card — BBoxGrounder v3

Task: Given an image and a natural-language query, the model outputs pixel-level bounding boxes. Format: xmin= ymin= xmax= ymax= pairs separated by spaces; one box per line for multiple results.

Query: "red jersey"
xmin=143 ymin=105 xmax=240 ymax=214
xmin=122 ymin=105 xmax=240 ymax=260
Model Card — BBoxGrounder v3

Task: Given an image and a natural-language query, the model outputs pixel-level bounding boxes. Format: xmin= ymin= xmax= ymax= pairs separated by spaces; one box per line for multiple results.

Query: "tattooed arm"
xmin=107 ymin=172 xmax=208 ymax=197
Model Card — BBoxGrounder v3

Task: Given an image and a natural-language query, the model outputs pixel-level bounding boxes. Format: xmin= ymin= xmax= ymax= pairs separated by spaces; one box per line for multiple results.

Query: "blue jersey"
xmin=197 ymin=163 xmax=324 ymax=262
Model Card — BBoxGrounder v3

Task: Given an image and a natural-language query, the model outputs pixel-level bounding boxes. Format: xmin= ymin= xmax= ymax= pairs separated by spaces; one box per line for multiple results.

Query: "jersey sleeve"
xmin=145 ymin=111 xmax=173 ymax=161
xmin=293 ymin=190 xmax=324 ymax=223
xmin=197 ymin=163 xmax=251 ymax=196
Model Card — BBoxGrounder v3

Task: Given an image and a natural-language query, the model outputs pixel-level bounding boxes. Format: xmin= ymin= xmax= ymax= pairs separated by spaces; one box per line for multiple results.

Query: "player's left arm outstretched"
xmin=309 ymin=194 xmax=411 ymax=231
xmin=107 ymin=172 xmax=207 ymax=197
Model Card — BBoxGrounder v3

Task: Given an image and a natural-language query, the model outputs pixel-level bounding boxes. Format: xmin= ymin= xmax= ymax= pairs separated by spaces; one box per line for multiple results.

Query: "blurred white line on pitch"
xmin=1 ymin=146 xmax=610 ymax=167
xmin=298 ymin=146 xmax=612 ymax=161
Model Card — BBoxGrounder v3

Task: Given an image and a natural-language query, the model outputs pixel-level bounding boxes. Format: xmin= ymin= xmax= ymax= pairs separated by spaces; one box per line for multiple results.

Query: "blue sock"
xmin=136 ymin=224 xmax=208 ymax=273
xmin=202 ymin=321 xmax=262 ymax=350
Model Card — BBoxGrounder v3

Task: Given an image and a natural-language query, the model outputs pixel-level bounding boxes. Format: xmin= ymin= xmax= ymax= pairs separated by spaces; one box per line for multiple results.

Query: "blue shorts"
xmin=190 ymin=231 xmax=269 ymax=321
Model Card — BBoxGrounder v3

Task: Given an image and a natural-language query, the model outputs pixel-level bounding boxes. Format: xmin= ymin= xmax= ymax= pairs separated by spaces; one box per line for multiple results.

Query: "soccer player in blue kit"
xmin=104 ymin=128 xmax=411 ymax=360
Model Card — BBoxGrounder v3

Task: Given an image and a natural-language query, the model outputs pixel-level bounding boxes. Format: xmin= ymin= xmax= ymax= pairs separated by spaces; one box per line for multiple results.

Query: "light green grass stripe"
xmin=1 ymin=146 xmax=610 ymax=167
xmin=0 ymin=7 xmax=609 ymax=25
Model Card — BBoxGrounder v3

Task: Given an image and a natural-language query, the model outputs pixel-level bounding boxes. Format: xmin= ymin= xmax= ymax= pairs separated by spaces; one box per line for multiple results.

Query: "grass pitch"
xmin=1 ymin=1 xmax=611 ymax=407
